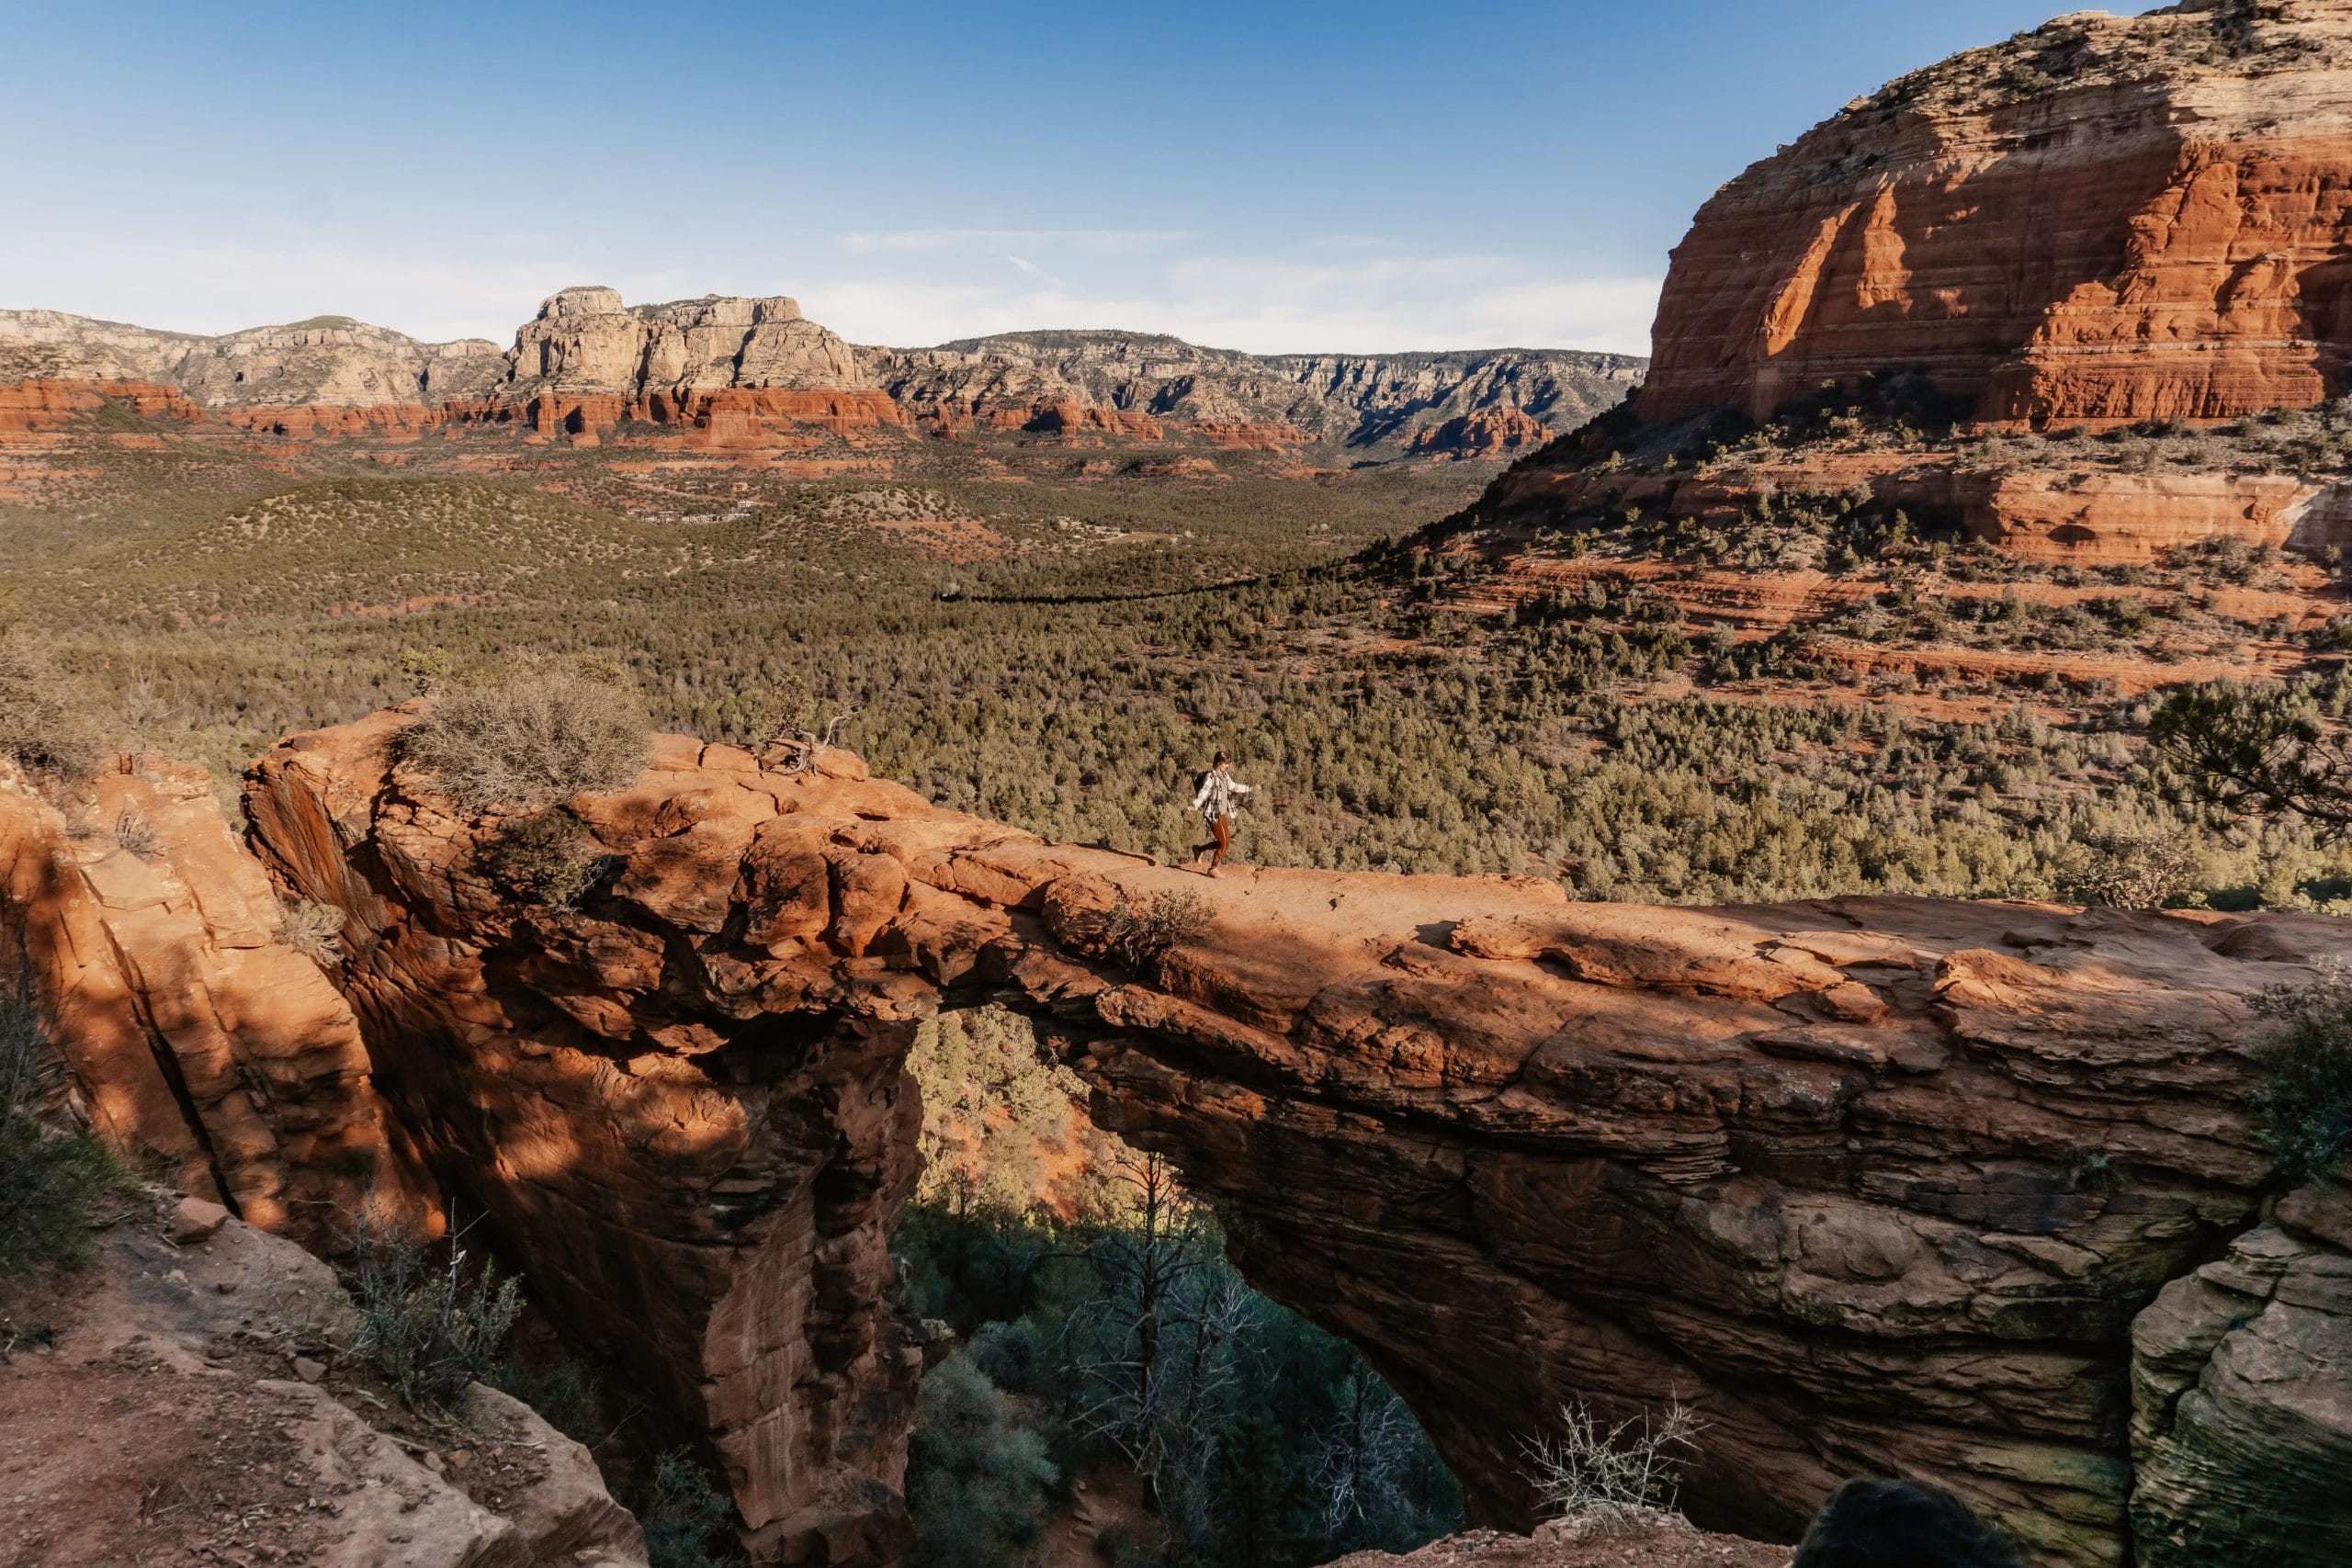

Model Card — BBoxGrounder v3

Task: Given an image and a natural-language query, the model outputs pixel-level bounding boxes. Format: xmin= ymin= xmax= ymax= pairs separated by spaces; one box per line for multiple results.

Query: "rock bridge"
xmin=5 ymin=707 xmax=2348 ymax=1567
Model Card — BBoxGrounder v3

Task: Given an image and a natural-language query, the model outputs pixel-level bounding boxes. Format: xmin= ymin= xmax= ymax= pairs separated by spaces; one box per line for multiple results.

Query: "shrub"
xmin=483 ymin=810 xmax=604 ymax=907
xmin=277 ymin=899 xmax=346 ymax=964
xmin=1104 ymin=889 xmax=1211 ymax=973
xmin=111 ymin=807 xmax=163 ymax=860
xmin=639 ymin=1447 xmax=742 ymax=1568
xmin=2247 ymin=963 xmax=2352 ymax=1185
xmin=1519 ymin=1399 xmax=1705 ymax=1537
xmin=0 ymin=1000 xmax=130 ymax=1281
xmin=0 ymin=637 xmax=105 ymax=783
xmin=400 ymin=667 xmax=649 ymax=816
xmin=907 ymin=1354 xmax=1058 ymax=1568
xmin=342 ymin=1204 xmax=524 ymax=1409
xmin=2056 ymin=826 xmax=2201 ymax=910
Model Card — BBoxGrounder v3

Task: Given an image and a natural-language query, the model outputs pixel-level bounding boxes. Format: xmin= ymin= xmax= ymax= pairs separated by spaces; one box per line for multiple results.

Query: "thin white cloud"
xmin=1004 ymin=254 xmax=1069 ymax=289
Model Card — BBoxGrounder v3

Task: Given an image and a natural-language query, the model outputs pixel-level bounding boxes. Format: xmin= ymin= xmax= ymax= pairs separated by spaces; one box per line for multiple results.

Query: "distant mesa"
xmin=1642 ymin=0 xmax=2352 ymax=427
xmin=0 ymin=288 xmax=1641 ymax=458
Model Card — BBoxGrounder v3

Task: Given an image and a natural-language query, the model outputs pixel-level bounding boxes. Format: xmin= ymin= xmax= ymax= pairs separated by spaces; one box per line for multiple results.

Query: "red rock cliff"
xmin=10 ymin=715 xmax=2350 ymax=1566
xmin=1641 ymin=2 xmax=2352 ymax=426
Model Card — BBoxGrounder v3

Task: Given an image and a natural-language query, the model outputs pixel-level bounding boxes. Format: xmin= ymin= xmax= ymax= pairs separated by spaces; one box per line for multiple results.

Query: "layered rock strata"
xmin=0 ymin=300 xmax=1639 ymax=458
xmin=1481 ymin=445 xmax=2352 ymax=567
xmin=0 ymin=308 xmax=506 ymax=407
xmin=0 ymin=754 xmax=414 ymax=1243
xmin=197 ymin=709 xmax=2348 ymax=1567
xmin=1641 ymin=1 xmax=2352 ymax=426
xmin=8 ymin=712 xmax=2346 ymax=1564
xmin=859 ymin=331 xmax=1639 ymax=452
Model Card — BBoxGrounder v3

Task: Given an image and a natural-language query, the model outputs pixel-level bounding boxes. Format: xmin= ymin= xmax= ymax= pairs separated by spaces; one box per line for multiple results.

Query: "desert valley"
xmin=4 ymin=4 xmax=2351 ymax=1568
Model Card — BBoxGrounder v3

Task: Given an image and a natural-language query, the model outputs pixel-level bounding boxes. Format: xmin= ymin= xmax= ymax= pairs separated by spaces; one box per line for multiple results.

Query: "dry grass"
xmin=1519 ymin=1400 xmax=1706 ymax=1538
xmin=400 ymin=667 xmax=650 ymax=816
xmin=277 ymin=899 xmax=345 ymax=964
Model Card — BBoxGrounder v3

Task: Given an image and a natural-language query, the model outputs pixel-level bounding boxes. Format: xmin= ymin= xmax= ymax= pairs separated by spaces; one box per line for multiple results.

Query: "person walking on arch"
xmin=1190 ymin=751 xmax=1253 ymax=877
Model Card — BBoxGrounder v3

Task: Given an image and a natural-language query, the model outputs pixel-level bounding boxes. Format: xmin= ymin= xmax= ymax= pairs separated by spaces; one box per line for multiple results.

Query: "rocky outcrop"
xmin=1408 ymin=406 xmax=1552 ymax=458
xmin=2127 ymin=1175 xmax=2352 ymax=1566
xmin=0 ymin=309 xmax=507 ymax=408
xmin=505 ymin=287 xmax=865 ymax=400
xmin=168 ymin=708 xmax=2339 ymax=1567
xmin=0 ymin=755 xmax=416 ymax=1243
xmin=0 ymin=299 xmax=1640 ymax=458
xmin=1641 ymin=2 xmax=2352 ymax=426
xmin=0 ymin=1201 xmax=648 ymax=1567
xmin=243 ymin=716 xmax=933 ymax=1566
xmin=11 ymin=710 xmax=2347 ymax=1564
xmin=858 ymin=331 xmax=1642 ymax=452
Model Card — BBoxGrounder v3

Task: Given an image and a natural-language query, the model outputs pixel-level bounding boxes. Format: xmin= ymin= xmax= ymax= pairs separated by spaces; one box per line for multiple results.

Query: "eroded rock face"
xmin=2128 ymin=1177 xmax=2352 ymax=1565
xmin=1641 ymin=2 xmax=2352 ymax=426
xmin=507 ymin=287 xmax=861 ymax=398
xmin=0 ymin=309 xmax=507 ymax=409
xmin=0 ymin=755 xmax=415 ymax=1242
xmin=859 ymin=331 xmax=1640 ymax=451
xmin=205 ymin=710 xmax=2350 ymax=1567
xmin=10 ymin=714 xmax=2346 ymax=1564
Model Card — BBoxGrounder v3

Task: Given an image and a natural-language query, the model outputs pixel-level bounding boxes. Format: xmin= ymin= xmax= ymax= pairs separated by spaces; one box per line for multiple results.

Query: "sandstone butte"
xmin=1639 ymin=1 xmax=2352 ymax=428
xmin=0 ymin=293 xmax=1629 ymax=461
xmin=4 ymin=713 xmax=2348 ymax=1568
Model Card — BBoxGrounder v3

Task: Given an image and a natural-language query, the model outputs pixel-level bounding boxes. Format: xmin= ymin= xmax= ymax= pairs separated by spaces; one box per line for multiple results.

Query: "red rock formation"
xmin=1018 ymin=400 xmax=1168 ymax=440
xmin=213 ymin=710 xmax=2346 ymax=1566
xmin=1408 ymin=407 xmax=1552 ymax=458
xmin=0 ymin=378 xmax=198 ymax=443
xmin=13 ymin=711 xmax=2349 ymax=1564
xmin=0 ymin=755 xmax=414 ymax=1242
xmin=1642 ymin=5 xmax=2352 ymax=426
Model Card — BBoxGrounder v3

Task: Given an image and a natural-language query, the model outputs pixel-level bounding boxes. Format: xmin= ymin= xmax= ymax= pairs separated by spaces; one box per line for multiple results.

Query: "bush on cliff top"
xmin=2248 ymin=962 xmax=2352 ymax=1186
xmin=400 ymin=665 xmax=650 ymax=816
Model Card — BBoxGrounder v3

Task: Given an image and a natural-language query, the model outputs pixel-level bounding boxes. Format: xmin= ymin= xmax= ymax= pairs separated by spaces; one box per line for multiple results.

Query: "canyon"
xmin=0 ymin=289 xmax=1635 ymax=468
xmin=7 ymin=3 xmax=2352 ymax=1566
xmin=6 ymin=713 xmax=2348 ymax=1567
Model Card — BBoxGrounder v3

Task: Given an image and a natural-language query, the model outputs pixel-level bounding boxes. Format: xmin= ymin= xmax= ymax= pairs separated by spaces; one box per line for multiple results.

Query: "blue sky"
xmin=4 ymin=1 xmax=2132 ymax=355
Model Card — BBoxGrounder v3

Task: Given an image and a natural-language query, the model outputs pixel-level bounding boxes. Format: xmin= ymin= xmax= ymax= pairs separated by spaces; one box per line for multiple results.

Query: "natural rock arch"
xmin=7 ymin=711 xmax=2350 ymax=1567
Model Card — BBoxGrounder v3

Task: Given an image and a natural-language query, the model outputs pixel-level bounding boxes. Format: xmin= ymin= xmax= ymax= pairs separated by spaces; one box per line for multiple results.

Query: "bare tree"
xmin=1058 ymin=1151 xmax=1247 ymax=1549
xmin=1312 ymin=1373 xmax=1425 ymax=1534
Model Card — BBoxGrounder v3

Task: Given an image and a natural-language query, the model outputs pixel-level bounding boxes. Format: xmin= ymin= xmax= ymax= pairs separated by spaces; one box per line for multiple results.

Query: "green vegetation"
xmin=899 ymin=1176 xmax=1463 ymax=1568
xmin=899 ymin=1009 xmax=1461 ymax=1567
xmin=0 ymin=1001 xmax=130 ymax=1284
xmin=639 ymin=1448 xmax=745 ymax=1568
xmin=908 ymin=1354 xmax=1061 ymax=1568
xmin=483 ymin=810 xmax=606 ymax=907
xmin=2152 ymin=678 xmax=2352 ymax=839
xmin=2246 ymin=964 xmax=2352 ymax=1186
xmin=910 ymin=1008 xmax=1128 ymax=1218
xmin=342 ymin=1205 xmax=525 ymax=1409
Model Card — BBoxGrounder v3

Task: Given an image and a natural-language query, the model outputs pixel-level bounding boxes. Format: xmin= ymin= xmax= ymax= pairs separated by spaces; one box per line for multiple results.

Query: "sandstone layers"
xmin=1641 ymin=1 xmax=2352 ymax=426
xmin=9 ymin=715 xmax=2346 ymax=1565
xmin=0 ymin=295 xmax=1636 ymax=459
xmin=857 ymin=331 xmax=1642 ymax=455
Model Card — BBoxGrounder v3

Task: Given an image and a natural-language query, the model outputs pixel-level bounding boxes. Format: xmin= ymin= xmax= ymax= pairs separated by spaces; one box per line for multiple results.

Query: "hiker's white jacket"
xmin=1193 ymin=771 xmax=1252 ymax=821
